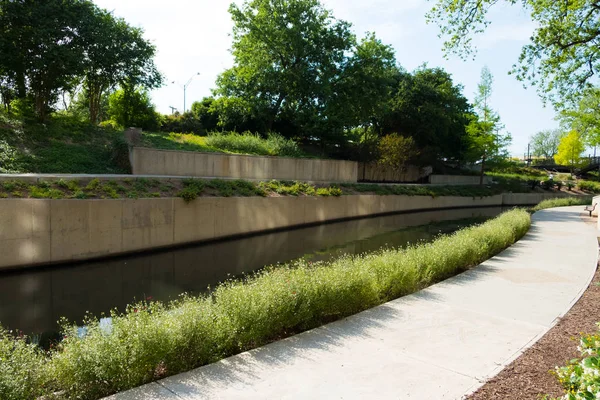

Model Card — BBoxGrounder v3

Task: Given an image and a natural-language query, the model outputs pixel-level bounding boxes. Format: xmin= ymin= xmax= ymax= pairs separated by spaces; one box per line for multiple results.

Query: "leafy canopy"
xmin=529 ymin=129 xmax=563 ymax=159
xmin=554 ymin=130 xmax=585 ymax=170
xmin=427 ymin=0 xmax=600 ymax=108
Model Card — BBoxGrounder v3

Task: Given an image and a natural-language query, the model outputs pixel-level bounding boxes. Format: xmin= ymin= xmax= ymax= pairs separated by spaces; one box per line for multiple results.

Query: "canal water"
xmin=0 ymin=206 xmax=505 ymax=339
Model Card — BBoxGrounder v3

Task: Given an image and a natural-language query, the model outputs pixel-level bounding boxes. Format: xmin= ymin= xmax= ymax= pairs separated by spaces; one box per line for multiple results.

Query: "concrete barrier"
xmin=357 ymin=164 xmax=432 ymax=183
xmin=429 ymin=175 xmax=493 ymax=185
xmin=592 ymin=195 xmax=600 ymax=217
xmin=130 ymin=147 xmax=358 ymax=182
xmin=0 ymin=192 xmax=577 ymax=270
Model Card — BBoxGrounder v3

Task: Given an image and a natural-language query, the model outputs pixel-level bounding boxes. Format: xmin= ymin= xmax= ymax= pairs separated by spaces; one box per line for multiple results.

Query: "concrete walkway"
xmin=108 ymin=207 xmax=598 ymax=400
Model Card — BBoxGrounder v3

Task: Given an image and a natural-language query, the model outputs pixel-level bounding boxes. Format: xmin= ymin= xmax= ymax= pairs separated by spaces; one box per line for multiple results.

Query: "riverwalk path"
xmin=108 ymin=206 xmax=598 ymax=400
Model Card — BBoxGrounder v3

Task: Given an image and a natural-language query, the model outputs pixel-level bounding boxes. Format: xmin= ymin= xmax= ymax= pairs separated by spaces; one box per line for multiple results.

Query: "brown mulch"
xmin=469 ymin=263 xmax=600 ymax=400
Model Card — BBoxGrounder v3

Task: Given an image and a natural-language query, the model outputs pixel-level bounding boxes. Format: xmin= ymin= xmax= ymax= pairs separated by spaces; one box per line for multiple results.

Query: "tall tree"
xmin=554 ymin=130 xmax=585 ymax=172
xmin=0 ymin=0 xmax=162 ymax=122
xmin=215 ymin=0 xmax=355 ymax=138
xmin=466 ymin=66 xmax=511 ymax=184
xmin=0 ymin=0 xmax=95 ymax=120
xmin=80 ymin=9 xmax=161 ymax=124
xmin=560 ymin=88 xmax=600 ymax=147
xmin=427 ymin=0 xmax=600 ymax=108
xmin=530 ymin=129 xmax=563 ymax=159
xmin=381 ymin=66 xmax=474 ymax=163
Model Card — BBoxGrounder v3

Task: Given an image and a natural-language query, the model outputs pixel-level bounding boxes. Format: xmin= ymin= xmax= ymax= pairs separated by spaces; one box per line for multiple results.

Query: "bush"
xmin=578 ymin=180 xmax=600 ymax=193
xmin=547 ymin=325 xmax=600 ymax=399
xmin=531 ymin=197 xmax=592 ymax=212
xmin=160 ymin=113 xmax=205 ymax=135
xmin=205 ymin=131 xmax=303 ymax=157
xmin=542 ymin=179 xmax=555 ymax=190
xmin=110 ymin=135 xmax=132 ymax=173
xmin=0 ymin=328 xmax=46 ymax=400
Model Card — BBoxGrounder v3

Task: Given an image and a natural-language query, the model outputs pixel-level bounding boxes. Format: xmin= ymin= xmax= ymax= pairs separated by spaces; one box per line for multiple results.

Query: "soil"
xmin=468 ymin=257 xmax=600 ymax=399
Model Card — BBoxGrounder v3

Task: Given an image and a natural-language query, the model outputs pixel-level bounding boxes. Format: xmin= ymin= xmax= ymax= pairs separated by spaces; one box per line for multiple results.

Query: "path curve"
xmin=108 ymin=206 xmax=599 ymax=400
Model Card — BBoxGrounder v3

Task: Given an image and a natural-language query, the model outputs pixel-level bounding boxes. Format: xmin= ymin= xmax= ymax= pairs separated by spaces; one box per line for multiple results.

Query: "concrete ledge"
xmin=0 ymin=192 xmax=577 ymax=270
xmin=429 ymin=174 xmax=493 ymax=185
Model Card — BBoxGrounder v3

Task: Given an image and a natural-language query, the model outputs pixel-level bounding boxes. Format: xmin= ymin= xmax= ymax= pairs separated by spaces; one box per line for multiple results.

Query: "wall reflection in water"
xmin=0 ymin=207 xmax=504 ymax=336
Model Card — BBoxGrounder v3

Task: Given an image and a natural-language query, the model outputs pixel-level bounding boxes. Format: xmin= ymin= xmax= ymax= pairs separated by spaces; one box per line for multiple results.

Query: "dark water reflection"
xmin=0 ymin=206 xmax=505 ymax=337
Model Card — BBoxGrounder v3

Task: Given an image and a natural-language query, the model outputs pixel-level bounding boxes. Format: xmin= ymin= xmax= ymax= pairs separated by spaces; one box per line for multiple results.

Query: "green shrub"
xmin=29 ymin=186 xmax=63 ymax=199
xmin=578 ymin=180 xmax=600 ymax=193
xmin=546 ymin=325 xmax=600 ymax=399
xmin=0 ymin=328 xmax=46 ymax=400
xmin=531 ymin=197 xmax=592 ymax=212
xmin=566 ymin=181 xmax=575 ymax=191
xmin=110 ymin=135 xmax=132 ymax=173
xmin=541 ymin=179 xmax=555 ymax=190
xmin=204 ymin=131 xmax=302 ymax=157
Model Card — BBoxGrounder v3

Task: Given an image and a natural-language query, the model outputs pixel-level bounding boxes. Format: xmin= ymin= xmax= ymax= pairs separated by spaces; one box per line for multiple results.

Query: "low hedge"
xmin=1 ymin=208 xmax=534 ymax=399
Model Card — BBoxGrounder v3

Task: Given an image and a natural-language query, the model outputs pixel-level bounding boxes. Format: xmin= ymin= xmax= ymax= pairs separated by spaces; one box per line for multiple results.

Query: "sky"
xmin=92 ymin=0 xmax=562 ymax=157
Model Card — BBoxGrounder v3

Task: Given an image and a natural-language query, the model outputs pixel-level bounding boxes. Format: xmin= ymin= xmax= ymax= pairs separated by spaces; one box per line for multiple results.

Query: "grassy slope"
xmin=0 ymin=113 xmax=127 ymax=174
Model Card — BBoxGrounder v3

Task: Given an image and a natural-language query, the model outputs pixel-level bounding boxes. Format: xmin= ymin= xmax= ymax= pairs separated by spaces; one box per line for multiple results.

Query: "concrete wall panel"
xmin=429 ymin=175 xmax=493 ymax=185
xmin=0 ymin=192 xmax=576 ymax=270
xmin=130 ymin=147 xmax=358 ymax=182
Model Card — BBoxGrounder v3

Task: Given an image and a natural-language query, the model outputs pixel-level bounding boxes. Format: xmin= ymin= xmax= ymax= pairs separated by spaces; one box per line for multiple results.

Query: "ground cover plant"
xmin=0 ymin=113 xmax=129 ymax=174
xmin=0 ymin=177 xmax=560 ymax=201
xmin=531 ymin=197 xmax=592 ymax=212
xmin=577 ymin=180 xmax=600 ymax=193
xmin=544 ymin=325 xmax=600 ymax=400
xmin=0 ymin=178 xmax=345 ymax=201
xmin=0 ymin=207 xmax=532 ymax=399
xmin=142 ymin=131 xmax=305 ymax=158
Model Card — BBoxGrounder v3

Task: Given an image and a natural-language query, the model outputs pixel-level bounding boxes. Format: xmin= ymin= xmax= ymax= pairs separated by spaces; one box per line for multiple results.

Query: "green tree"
xmin=331 ymin=33 xmax=398 ymax=132
xmin=378 ymin=133 xmax=419 ymax=173
xmin=466 ymin=67 xmax=511 ymax=184
xmin=190 ymin=97 xmax=220 ymax=132
xmin=427 ymin=0 xmax=600 ymax=107
xmin=0 ymin=0 xmax=96 ymax=120
xmin=560 ymin=88 xmax=600 ymax=147
xmin=530 ymin=129 xmax=563 ymax=159
xmin=215 ymin=0 xmax=354 ymax=137
xmin=79 ymin=9 xmax=162 ymax=124
xmin=382 ymin=66 xmax=474 ymax=163
xmin=554 ymin=130 xmax=585 ymax=172
xmin=107 ymin=86 xmax=160 ymax=131
xmin=0 ymin=0 xmax=161 ymax=122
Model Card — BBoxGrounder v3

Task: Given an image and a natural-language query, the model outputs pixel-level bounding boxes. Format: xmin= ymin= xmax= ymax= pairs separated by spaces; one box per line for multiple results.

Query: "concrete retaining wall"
xmin=0 ymin=192 xmax=574 ymax=270
xmin=130 ymin=147 xmax=358 ymax=182
xmin=357 ymin=164 xmax=432 ymax=183
xmin=429 ymin=175 xmax=493 ymax=185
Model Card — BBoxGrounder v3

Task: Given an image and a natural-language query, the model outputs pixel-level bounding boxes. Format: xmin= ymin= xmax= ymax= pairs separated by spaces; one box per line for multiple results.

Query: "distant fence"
xmin=130 ymin=147 xmax=358 ymax=183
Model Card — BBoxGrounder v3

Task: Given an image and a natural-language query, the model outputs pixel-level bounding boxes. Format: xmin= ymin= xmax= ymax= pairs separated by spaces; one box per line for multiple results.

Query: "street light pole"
xmin=182 ymin=72 xmax=200 ymax=113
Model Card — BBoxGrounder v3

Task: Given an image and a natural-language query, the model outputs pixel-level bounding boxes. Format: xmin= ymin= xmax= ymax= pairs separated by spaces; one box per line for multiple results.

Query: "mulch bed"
xmin=468 ymin=262 xmax=600 ymax=399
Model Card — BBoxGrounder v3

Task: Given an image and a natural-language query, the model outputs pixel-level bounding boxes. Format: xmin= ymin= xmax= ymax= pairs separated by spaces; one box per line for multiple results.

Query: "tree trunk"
xmin=266 ymin=93 xmax=286 ymax=132
xmin=479 ymin=154 xmax=486 ymax=185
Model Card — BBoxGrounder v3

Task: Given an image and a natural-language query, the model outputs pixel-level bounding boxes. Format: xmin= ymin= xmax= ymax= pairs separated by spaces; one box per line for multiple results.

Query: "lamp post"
xmin=182 ymin=72 xmax=200 ymax=113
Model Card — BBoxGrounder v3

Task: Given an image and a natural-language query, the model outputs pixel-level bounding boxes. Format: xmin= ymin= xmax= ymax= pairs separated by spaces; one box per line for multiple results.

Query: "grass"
xmin=2 ymin=177 xmax=565 ymax=201
xmin=0 ymin=178 xmax=345 ymax=201
xmin=531 ymin=197 xmax=592 ymax=212
xmin=341 ymin=182 xmax=522 ymax=197
xmin=0 ymin=112 xmax=129 ymax=174
xmin=142 ymin=131 xmax=305 ymax=158
xmin=0 ymin=207 xmax=532 ymax=399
